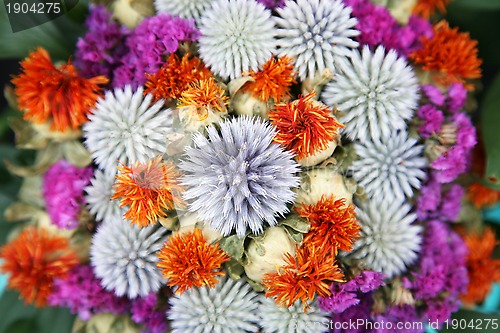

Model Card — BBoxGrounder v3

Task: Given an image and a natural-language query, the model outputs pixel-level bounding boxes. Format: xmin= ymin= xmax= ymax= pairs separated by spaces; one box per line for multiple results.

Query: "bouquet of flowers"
xmin=1 ymin=0 xmax=499 ymax=332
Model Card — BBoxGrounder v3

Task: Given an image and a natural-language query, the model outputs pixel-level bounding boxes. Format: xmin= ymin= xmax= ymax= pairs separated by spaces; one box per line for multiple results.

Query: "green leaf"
xmin=480 ymin=73 xmax=500 ymax=189
xmin=4 ymin=319 xmax=37 ymax=333
xmin=219 ymin=234 xmax=246 ymax=260
xmin=451 ymin=0 xmax=500 ymax=10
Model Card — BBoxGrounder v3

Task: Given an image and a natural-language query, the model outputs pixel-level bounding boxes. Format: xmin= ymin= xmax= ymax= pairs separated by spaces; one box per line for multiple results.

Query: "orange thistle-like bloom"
xmin=461 ymin=227 xmax=500 ymax=305
xmin=262 ymin=244 xmax=345 ymax=309
xmin=410 ymin=21 xmax=481 ymax=87
xmin=11 ymin=47 xmax=108 ymax=132
xmin=0 ymin=227 xmax=79 ymax=306
xmin=145 ymin=54 xmax=212 ymax=102
xmin=467 ymin=182 xmax=500 ymax=209
xmin=241 ymin=56 xmax=296 ymax=102
xmin=269 ymin=92 xmax=344 ymax=159
xmin=296 ymin=195 xmax=360 ymax=255
xmin=177 ymin=77 xmax=229 ymax=121
xmin=157 ymin=229 xmax=230 ymax=295
xmin=112 ymin=156 xmax=186 ymax=227
xmin=413 ymin=0 xmax=451 ymax=19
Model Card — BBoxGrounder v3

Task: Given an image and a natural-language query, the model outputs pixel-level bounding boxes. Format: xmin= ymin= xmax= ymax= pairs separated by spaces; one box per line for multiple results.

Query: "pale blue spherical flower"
xmin=322 ymin=46 xmax=419 ymax=143
xmin=275 ymin=0 xmax=359 ymax=80
xmin=83 ymin=85 xmax=173 ymax=175
xmin=90 ymin=214 xmax=169 ymax=299
xmin=154 ymin=0 xmax=216 ymax=22
xmin=198 ymin=0 xmax=277 ymax=79
xmin=258 ymin=297 xmax=329 ymax=333
xmin=180 ymin=116 xmax=300 ymax=237
xmin=84 ymin=169 xmax=121 ymax=223
xmin=168 ymin=276 xmax=260 ymax=333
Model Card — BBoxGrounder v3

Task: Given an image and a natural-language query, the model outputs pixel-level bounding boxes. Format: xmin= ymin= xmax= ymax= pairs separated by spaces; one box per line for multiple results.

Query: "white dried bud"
xmin=295 ymin=168 xmax=355 ymax=206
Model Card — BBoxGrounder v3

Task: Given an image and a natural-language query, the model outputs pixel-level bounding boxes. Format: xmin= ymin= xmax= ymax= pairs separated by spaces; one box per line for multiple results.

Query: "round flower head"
xmin=350 ymin=130 xmax=427 ymax=204
xmin=168 ymin=276 xmax=260 ymax=333
xmin=85 ymin=169 xmax=122 ymax=223
xmin=198 ymin=0 xmax=277 ymax=80
xmin=347 ymin=198 xmax=422 ymax=278
xmin=322 ymin=46 xmax=419 ymax=143
xmin=275 ymin=0 xmax=359 ymax=80
xmin=83 ymin=86 xmax=173 ymax=175
xmin=154 ymin=0 xmax=215 ymax=21
xmin=180 ymin=116 xmax=300 ymax=237
xmin=90 ymin=215 xmax=169 ymax=299
xmin=258 ymin=297 xmax=329 ymax=333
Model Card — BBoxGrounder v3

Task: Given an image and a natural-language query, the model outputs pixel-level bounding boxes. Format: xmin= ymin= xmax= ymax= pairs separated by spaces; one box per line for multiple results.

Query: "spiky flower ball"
xmin=198 ymin=0 xmax=277 ymax=79
xmin=322 ymin=46 xmax=419 ymax=143
xmin=83 ymin=86 xmax=173 ymax=174
xmin=275 ymin=0 xmax=359 ymax=80
xmin=347 ymin=198 xmax=422 ymax=278
xmin=85 ymin=169 xmax=122 ymax=223
xmin=350 ymin=130 xmax=427 ymax=204
xmin=168 ymin=276 xmax=260 ymax=333
xmin=154 ymin=0 xmax=216 ymax=21
xmin=90 ymin=215 xmax=169 ymax=299
xmin=180 ymin=116 xmax=300 ymax=237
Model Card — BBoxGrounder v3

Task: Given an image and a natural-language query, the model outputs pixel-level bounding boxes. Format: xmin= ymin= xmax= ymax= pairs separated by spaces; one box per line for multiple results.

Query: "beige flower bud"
xmin=176 ymin=213 xmax=223 ymax=243
xmin=81 ymin=313 xmax=140 ymax=333
xmin=178 ymin=104 xmax=228 ymax=132
xmin=296 ymin=139 xmax=338 ymax=167
xmin=231 ymin=91 xmax=274 ymax=119
xmin=295 ymin=168 xmax=355 ymax=206
xmin=388 ymin=0 xmax=418 ymax=25
xmin=113 ymin=0 xmax=154 ymax=28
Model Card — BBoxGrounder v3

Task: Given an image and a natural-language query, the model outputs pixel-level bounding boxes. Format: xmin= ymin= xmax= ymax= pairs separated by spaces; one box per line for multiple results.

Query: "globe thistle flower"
xmin=154 ymin=0 xmax=215 ymax=22
xmin=350 ymin=130 xmax=427 ymax=203
xmin=275 ymin=0 xmax=359 ymax=80
xmin=11 ymin=47 xmax=108 ymax=132
xmin=85 ymin=169 xmax=122 ymax=223
xmin=112 ymin=156 xmax=186 ymax=227
xmin=168 ymin=276 xmax=260 ymax=333
xmin=180 ymin=116 xmax=300 ymax=237
xmin=322 ymin=46 xmax=419 ymax=142
xmin=347 ymin=198 xmax=422 ymax=278
xmin=157 ymin=229 xmax=230 ymax=294
xmin=258 ymin=297 xmax=329 ymax=333
xmin=83 ymin=86 xmax=173 ymax=175
xmin=0 ymin=227 xmax=79 ymax=306
xmin=90 ymin=215 xmax=169 ymax=299
xmin=198 ymin=0 xmax=277 ymax=80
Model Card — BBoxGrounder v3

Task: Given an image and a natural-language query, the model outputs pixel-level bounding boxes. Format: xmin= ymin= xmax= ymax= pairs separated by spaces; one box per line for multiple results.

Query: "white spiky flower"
xmin=168 ymin=276 xmax=260 ymax=333
xmin=154 ymin=0 xmax=215 ymax=22
xmin=83 ymin=85 xmax=173 ymax=175
xmin=347 ymin=198 xmax=422 ymax=278
xmin=258 ymin=297 xmax=329 ymax=333
xmin=322 ymin=45 xmax=419 ymax=142
xmin=198 ymin=0 xmax=277 ymax=80
xmin=275 ymin=0 xmax=359 ymax=81
xmin=84 ymin=169 xmax=121 ymax=223
xmin=350 ymin=130 xmax=427 ymax=204
xmin=90 ymin=215 xmax=169 ymax=299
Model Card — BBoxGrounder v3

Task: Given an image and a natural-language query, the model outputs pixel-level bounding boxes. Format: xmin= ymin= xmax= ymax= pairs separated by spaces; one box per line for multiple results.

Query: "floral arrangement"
xmin=1 ymin=0 xmax=499 ymax=332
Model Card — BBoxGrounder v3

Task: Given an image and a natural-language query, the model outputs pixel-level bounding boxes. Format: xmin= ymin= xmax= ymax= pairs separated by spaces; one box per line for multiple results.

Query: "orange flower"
xmin=11 ymin=47 xmax=108 ymax=132
xmin=177 ymin=77 xmax=229 ymax=121
xmin=410 ymin=21 xmax=481 ymax=87
xmin=269 ymin=92 xmax=344 ymax=159
xmin=112 ymin=156 xmax=186 ymax=227
xmin=0 ymin=227 xmax=79 ymax=306
xmin=157 ymin=229 xmax=230 ymax=294
xmin=296 ymin=195 xmax=360 ymax=255
xmin=241 ymin=56 xmax=296 ymax=102
xmin=145 ymin=54 xmax=212 ymax=102
xmin=461 ymin=227 xmax=500 ymax=305
xmin=467 ymin=182 xmax=500 ymax=209
xmin=413 ymin=0 xmax=451 ymax=19
xmin=262 ymin=244 xmax=345 ymax=309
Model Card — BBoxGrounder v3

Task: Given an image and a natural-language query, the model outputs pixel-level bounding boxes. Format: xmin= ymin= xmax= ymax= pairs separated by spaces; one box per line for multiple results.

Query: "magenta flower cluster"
xmin=131 ymin=293 xmax=169 ymax=333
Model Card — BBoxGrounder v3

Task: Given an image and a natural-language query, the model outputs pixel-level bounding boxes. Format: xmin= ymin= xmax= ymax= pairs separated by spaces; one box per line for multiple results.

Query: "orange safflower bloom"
xmin=262 ymin=244 xmax=345 ymax=309
xmin=241 ymin=56 xmax=296 ymax=102
xmin=11 ymin=47 xmax=108 ymax=132
xmin=0 ymin=227 xmax=79 ymax=306
xmin=467 ymin=182 xmax=500 ymax=209
xmin=413 ymin=0 xmax=451 ymax=19
xmin=269 ymin=92 xmax=344 ymax=159
xmin=145 ymin=54 xmax=212 ymax=102
xmin=296 ymin=195 xmax=360 ymax=255
xmin=177 ymin=77 xmax=229 ymax=121
xmin=410 ymin=21 xmax=481 ymax=87
xmin=461 ymin=227 xmax=500 ymax=305
xmin=112 ymin=156 xmax=186 ymax=227
xmin=157 ymin=229 xmax=230 ymax=295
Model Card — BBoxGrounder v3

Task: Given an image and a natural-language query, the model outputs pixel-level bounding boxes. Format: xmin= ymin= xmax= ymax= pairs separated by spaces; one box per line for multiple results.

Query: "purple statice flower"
xmin=42 ymin=160 xmax=93 ymax=229
xmin=354 ymin=271 xmax=386 ymax=293
xmin=447 ymin=83 xmax=467 ymax=113
xmin=417 ymin=104 xmax=444 ymax=138
xmin=416 ymin=177 xmax=441 ymax=220
xmin=424 ymin=298 xmax=461 ymax=329
xmin=330 ymin=293 xmax=375 ymax=333
xmin=74 ymin=5 xmax=128 ymax=79
xmin=373 ymin=305 xmax=424 ymax=333
xmin=410 ymin=257 xmax=447 ymax=299
xmin=440 ymin=184 xmax=465 ymax=221
xmin=454 ymin=112 xmax=477 ymax=149
xmin=399 ymin=15 xmax=433 ymax=56
xmin=431 ymin=145 xmax=468 ymax=183
xmin=417 ymin=176 xmax=465 ymax=222
xmin=421 ymin=84 xmax=445 ymax=106
xmin=48 ymin=265 xmax=130 ymax=320
xmin=113 ymin=14 xmax=200 ymax=88
xmin=257 ymin=0 xmax=285 ymax=9
xmin=131 ymin=293 xmax=169 ymax=333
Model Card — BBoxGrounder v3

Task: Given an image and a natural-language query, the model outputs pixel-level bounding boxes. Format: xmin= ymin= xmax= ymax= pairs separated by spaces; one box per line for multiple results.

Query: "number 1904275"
xmin=5 ymin=2 xmax=61 ymax=14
